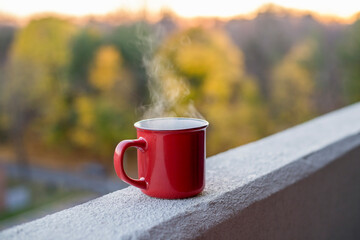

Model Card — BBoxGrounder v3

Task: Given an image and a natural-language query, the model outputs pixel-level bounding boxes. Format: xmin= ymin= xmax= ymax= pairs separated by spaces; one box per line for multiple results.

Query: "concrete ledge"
xmin=1 ymin=103 xmax=360 ymax=239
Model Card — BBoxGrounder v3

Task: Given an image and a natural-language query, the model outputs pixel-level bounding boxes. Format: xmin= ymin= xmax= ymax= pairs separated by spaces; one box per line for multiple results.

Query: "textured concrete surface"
xmin=201 ymin=145 xmax=360 ymax=240
xmin=1 ymin=102 xmax=360 ymax=240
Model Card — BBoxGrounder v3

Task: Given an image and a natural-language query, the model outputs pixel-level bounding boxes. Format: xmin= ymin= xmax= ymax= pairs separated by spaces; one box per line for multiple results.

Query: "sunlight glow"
xmin=0 ymin=0 xmax=359 ymax=19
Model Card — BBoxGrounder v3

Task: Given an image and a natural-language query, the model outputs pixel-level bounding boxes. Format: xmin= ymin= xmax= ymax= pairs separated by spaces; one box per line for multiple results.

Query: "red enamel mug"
xmin=114 ymin=117 xmax=209 ymax=199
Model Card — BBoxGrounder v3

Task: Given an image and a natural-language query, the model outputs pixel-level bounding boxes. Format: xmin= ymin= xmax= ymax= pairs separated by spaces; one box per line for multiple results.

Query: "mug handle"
xmin=114 ymin=137 xmax=148 ymax=189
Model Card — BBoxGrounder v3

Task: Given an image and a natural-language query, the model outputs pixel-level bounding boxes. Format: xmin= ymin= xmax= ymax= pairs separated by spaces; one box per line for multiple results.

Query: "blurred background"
xmin=0 ymin=0 xmax=360 ymax=230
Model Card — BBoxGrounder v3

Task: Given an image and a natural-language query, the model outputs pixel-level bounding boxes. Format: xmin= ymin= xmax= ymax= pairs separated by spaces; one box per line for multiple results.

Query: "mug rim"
xmin=134 ymin=117 xmax=209 ymax=131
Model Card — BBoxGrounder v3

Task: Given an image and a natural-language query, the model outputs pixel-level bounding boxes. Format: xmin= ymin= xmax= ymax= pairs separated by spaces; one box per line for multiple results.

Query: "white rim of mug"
xmin=134 ymin=117 xmax=209 ymax=131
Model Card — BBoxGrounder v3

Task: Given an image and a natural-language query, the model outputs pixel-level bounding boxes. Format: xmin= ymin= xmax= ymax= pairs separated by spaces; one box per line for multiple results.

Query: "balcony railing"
xmin=1 ymin=102 xmax=360 ymax=239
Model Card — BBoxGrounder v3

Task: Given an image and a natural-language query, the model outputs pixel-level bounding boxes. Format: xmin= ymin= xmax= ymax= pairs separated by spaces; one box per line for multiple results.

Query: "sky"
xmin=0 ymin=0 xmax=359 ymax=19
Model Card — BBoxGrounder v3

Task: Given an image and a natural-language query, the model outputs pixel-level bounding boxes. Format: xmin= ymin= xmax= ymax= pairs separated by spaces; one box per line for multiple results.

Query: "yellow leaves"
xmin=175 ymin=43 xmax=218 ymax=78
xmin=288 ymin=38 xmax=316 ymax=63
xmin=7 ymin=17 xmax=76 ymax=120
xmin=241 ymin=77 xmax=260 ymax=103
xmin=154 ymin=27 xmax=244 ymax=107
xmin=71 ymin=96 xmax=95 ymax=147
xmin=69 ymin=45 xmax=135 ymax=152
xmin=0 ymin=111 xmax=9 ymax=130
xmin=74 ymin=96 xmax=95 ymax=128
xmin=273 ymin=62 xmax=312 ymax=97
xmin=12 ymin=17 xmax=75 ymax=70
xmin=89 ymin=45 xmax=134 ymax=110
xmin=271 ymin=39 xmax=316 ymax=126
xmin=90 ymin=45 xmax=122 ymax=91
xmin=71 ymin=128 xmax=95 ymax=148
xmin=148 ymin=27 xmax=264 ymax=155
xmin=203 ymin=73 xmax=230 ymax=101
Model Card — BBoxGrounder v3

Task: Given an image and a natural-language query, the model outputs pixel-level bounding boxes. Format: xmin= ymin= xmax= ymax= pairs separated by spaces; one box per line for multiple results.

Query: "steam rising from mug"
xmin=139 ymin=25 xmax=204 ymax=120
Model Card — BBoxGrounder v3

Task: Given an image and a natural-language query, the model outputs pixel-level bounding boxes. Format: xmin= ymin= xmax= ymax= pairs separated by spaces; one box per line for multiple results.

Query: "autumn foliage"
xmin=0 ymin=10 xmax=359 ymax=170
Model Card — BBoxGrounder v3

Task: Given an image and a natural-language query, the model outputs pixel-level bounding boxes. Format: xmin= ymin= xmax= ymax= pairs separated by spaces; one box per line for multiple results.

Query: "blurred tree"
xmin=341 ymin=18 xmax=360 ymax=103
xmin=147 ymin=27 xmax=266 ymax=154
xmin=270 ymin=38 xmax=316 ymax=129
xmin=90 ymin=45 xmax=122 ymax=91
xmin=305 ymin=25 xmax=345 ymax=113
xmin=68 ymin=27 xmax=102 ymax=92
xmin=1 ymin=17 xmax=75 ymax=176
xmin=0 ymin=25 xmax=16 ymax=66
xmin=225 ymin=4 xmax=322 ymax=101
xmin=0 ymin=8 xmax=354 ymax=172
xmin=242 ymin=6 xmax=293 ymax=99
xmin=44 ymin=27 xmax=103 ymax=149
xmin=69 ymin=45 xmax=135 ymax=167
xmin=109 ymin=22 xmax=152 ymax=106
xmin=0 ymin=25 xmax=16 ymax=141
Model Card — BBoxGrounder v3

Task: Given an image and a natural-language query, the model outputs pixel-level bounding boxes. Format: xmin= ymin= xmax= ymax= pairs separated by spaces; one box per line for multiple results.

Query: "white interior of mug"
xmin=134 ymin=117 xmax=209 ymax=131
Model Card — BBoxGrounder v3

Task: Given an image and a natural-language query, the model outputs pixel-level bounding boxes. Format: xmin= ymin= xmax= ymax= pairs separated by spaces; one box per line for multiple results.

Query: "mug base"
xmin=141 ymin=187 xmax=204 ymax=199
